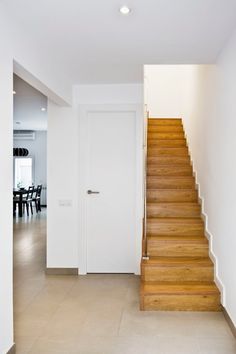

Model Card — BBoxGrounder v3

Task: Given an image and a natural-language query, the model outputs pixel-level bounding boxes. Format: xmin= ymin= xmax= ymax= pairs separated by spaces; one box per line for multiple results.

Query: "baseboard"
xmin=45 ymin=268 xmax=78 ymax=275
xmin=6 ymin=343 xmax=15 ymax=354
xmin=223 ymin=307 xmax=236 ymax=338
xmin=184 ymin=130 xmax=226 ymax=306
xmin=195 ymin=178 xmax=225 ymax=306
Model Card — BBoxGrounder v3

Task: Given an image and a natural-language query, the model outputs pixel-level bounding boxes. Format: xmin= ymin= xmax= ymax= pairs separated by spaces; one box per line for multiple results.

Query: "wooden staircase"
xmin=140 ymin=118 xmax=221 ymax=311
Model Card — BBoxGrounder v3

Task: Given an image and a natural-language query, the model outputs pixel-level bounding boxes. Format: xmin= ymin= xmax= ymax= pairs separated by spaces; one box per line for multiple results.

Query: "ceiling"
xmin=13 ymin=75 xmax=47 ymax=131
xmin=3 ymin=0 xmax=236 ymax=83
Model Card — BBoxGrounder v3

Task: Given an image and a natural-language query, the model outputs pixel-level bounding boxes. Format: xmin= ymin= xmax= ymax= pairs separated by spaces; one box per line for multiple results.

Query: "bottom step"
xmin=140 ymin=282 xmax=221 ymax=311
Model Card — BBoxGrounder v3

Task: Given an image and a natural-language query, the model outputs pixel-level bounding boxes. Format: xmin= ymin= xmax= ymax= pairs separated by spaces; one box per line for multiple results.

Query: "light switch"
xmin=58 ymin=200 xmax=72 ymax=207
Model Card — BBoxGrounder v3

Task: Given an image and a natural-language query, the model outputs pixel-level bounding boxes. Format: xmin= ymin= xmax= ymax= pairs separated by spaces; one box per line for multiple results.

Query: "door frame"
xmin=78 ymin=104 xmax=143 ymax=275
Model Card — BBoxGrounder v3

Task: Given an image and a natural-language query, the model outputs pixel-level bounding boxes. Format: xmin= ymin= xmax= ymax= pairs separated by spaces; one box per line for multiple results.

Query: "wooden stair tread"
xmin=147 ymin=202 xmax=200 ymax=208
xmin=147 ymin=164 xmax=191 ymax=167
xmin=147 ymin=190 xmax=198 ymax=202
xmin=146 ymin=235 xmax=209 ymax=258
xmin=147 ymin=156 xmax=190 ymax=164
xmin=147 ymin=217 xmax=203 ymax=223
xmin=147 ymin=187 xmax=196 ymax=191
xmin=148 ymin=133 xmax=185 ymax=140
xmin=142 ymin=257 xmax=213 ymax=267
xmin=141 ymin=282 xmax=220 ymax=295
xmin=147 ymin=235 xmax=207 ymax=242
xmin=147 ymin=176 xmax=196 ymax=189
xmin=147 ymin=138 xmax=187 ymax=140
xmin=147 ymin=202 xmax=201 ymax=218
xmin=147 ymin=217 xmax=204 ymax=236
xmin=148 ymin=126 xmax=183 ymax=132
xmin=147 ymin=202 xmax=199 ymax=205
xmin=148 ymin=118 xmax=182 ymax=126
xmin=148 ymin=139 xmax=187 ymax=147
xmin=147 ymin=176 xmax=195 ymax=181
xmin=147 ymin=165 xmax=193 ymax=176
xmin=148 ymin=147 xmax=188 ymax=152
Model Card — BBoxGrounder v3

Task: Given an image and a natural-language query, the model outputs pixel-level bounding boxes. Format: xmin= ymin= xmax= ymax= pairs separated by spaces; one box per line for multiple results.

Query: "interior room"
xmin=1 ymin=1 xmax=236 ymax=354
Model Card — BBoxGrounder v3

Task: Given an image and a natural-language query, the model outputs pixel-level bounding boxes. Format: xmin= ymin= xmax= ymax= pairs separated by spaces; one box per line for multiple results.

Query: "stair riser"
xmin=148 ymin=133 xmax=185 ymax=140
xmin=148 ymin=148 xmax=188 ymax=156
xmin=147 ymin=204 xmax=201 ymax=218
xmin=141 ymin=294 xmax=221 ymax=311
xmin=147 ymin=190 xmax=198 ymax=202
xmin=147 ymin=177 xmax=196 ymax=189
xmin=147 ymin=166 xmax=192 ymax=176
xmin=148 ymin=119 xmax=182 ymax=126
xmin=148 ymin=126 xmax=183 ymax=133
xmin=147 ymin=241 xmax=209 ymax=257
xmin=147 ymin=156 xmax=190 ymax=164
xmin=147 ymin=222 xmax=204 ymax=236
xmin=142 ymin=265 xmax=213 ymax=282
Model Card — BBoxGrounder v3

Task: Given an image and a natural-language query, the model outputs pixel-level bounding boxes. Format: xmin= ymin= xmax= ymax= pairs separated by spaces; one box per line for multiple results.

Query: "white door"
xmin=86 ymin=111 xmax=136 ymax=273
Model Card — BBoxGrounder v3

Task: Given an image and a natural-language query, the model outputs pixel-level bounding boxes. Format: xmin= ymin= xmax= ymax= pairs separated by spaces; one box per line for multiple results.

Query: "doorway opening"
xmin=13 ymin=73 xmax=48 ymax=315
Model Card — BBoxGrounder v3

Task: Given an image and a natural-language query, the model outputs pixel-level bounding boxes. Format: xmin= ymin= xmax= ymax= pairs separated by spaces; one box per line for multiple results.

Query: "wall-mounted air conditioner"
xmin=13 ymin=130 xmax=35 ymax=140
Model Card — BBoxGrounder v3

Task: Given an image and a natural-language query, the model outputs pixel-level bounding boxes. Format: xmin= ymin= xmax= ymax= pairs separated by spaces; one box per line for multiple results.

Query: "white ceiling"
xmin=13 ymin=75 xmax=47 ymax=131
xmin=4 ymin=0 xmax=236 ymax=83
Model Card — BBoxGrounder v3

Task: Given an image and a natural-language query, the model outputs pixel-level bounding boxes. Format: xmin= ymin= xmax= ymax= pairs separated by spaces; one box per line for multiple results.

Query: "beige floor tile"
xmin=194 ymin=314 xmax=233 ymax=338
xmin=111 ymin=336 xmax=164 ymax=354
xmin=28 ymin=337 xmax=77 ymax=354
xmin=40 ymin=317 xmax=86 ymax=340
xmin=14 ymin=317 xmax=48 ymax=338
xmin=14 ymin=335 xmax=37 ymax=354
xmin=157 ymin=337 xmax=200 ymax=354
xmin=118 ymin=308 xmax=164 ymax=336
xmin=70 ymin=336 xmax=115 ymax=354
xmin=79 ymin=310 xmax=122 ymax=337
xmin=152 ymin=313 xmax=199 ymax=337
xmin=198 ymin=337 xmax=236 ymax=354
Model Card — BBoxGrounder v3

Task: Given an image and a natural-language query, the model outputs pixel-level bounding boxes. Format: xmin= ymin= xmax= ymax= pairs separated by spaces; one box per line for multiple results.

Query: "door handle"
xmin=87 ymin=190 xmax=100 ymax=194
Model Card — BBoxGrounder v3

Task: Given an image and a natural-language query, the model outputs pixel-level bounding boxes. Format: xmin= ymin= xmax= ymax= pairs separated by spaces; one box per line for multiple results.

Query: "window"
xmin=14 ymin=157 xmax=33 ymax=189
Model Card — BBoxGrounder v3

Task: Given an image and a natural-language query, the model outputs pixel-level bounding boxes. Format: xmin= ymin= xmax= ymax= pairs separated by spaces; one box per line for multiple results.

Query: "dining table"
xmin=13 ymin=188 xmax=36 ymax=217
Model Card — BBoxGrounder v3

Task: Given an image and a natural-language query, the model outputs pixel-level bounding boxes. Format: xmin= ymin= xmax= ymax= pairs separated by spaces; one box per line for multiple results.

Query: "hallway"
xmin=13 ymin=213 xmax=236 ymax=354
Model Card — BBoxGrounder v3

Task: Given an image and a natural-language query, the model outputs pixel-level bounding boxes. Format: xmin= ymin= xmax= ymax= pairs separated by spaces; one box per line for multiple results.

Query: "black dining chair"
xmin=26 ymin=186 xmax=35 ymax=215
xmin=13 ymin=186 xmax=34 ymax=216
xmin=33 ymin=185 xmax=42 ymax=212
xmin=13 ymin=194 xmax=19 ymax=215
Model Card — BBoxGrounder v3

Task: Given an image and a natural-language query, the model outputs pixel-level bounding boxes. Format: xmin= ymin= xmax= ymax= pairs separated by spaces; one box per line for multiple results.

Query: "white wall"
xmin=145 ymin=56 xmax=236 ymax=325
xmin=0 ymin=50 xmax=14 ymax=354
xmin=0 ymin=5 xmax=72 ymax=106
xmin=0 ymin=4 xmax=71 ymax=352
xmin=14 ymin=131 xmax=47 ymax=205
xmin=46 ymin=84 xmax=143 ymax=272
xmin=47 ymin=103 xmax=78 ymax=268
xmin=183 ymin=32 xmax=236 ymax=326
xmin=75 ymin=84 xmax=143 ymax=104
xmin=144 ymin=65 xmax=194 ymax=118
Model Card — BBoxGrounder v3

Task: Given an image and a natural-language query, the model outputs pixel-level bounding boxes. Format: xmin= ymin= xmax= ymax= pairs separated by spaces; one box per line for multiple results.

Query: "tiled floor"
xmin=14 ymin=210 xmax=236 ymax=354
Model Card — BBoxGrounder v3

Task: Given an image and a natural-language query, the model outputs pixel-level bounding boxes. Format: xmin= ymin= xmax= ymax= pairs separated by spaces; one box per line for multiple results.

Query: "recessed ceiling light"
xmin=13 ymin=90 xmax=16 ymax=95
xmin=41 ymin=107 xmax=46 ymax=112
xmin=120 ymin=6 xmax=131 ymax=15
